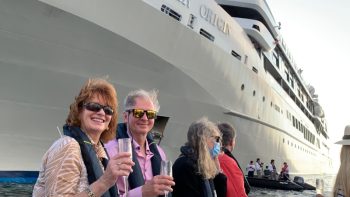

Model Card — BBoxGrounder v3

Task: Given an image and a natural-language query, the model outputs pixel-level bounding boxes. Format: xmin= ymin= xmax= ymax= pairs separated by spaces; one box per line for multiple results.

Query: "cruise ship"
xmin=0 ymin=0 xmax=331 ymax=181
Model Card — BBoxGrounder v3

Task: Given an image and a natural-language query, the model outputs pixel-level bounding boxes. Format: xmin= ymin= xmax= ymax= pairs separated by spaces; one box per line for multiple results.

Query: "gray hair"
xmin=187 ymin=117 xmax=219 ymax=179
xmin=124 ymin=89 xmax=160 ymax=112
xmin=217 ymin=122 xmax=236 ymax=147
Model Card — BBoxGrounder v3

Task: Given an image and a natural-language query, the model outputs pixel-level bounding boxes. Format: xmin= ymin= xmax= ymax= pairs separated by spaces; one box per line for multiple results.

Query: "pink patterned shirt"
xmin=105 ymin=136 xmax=166 ymax=197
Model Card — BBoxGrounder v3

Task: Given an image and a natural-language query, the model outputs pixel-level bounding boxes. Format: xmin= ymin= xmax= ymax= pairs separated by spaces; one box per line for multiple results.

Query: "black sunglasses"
xmin=83 ymin=102 xmax=114 ymax=116
xmin=211 ymin=136 xmax=221 ymax=143
xmin=127 ymin=109 xmax=157 ymax=119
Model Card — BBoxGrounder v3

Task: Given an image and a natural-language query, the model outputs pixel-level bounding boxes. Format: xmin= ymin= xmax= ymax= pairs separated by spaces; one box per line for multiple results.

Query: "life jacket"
xmin=63 ymin=125 xmax=118 ymax=197
xmin=116 ymin=123 xmax=162 ymax=190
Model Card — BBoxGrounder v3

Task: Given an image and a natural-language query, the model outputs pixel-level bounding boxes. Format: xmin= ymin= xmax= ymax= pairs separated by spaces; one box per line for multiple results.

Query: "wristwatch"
xmin=85 ymin=187 xmax=96 ymax=197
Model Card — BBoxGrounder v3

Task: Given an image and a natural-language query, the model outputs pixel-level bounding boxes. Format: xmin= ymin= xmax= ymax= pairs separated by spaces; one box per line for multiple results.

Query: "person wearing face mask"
xmin=172 ymin=117 xmax=227 ymax=197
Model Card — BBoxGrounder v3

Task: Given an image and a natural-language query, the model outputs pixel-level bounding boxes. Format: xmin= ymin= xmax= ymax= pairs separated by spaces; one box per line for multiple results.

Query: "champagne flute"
xmin=316 ymin=178 xmax=324 ymax=195
xmin=118 ymin=138 xmax=132 ymax=196
xmin=160 ymin=160 xmax=172 ymax=197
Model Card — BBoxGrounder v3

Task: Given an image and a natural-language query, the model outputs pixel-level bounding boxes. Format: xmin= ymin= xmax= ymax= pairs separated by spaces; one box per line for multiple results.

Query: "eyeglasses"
xmin=83 ymin=102 xmax=114 ymax=116
xmin=127 ymin=109 xmax=157 ymax=119
xmin=211 ymin=136 xmax=221 ymax=143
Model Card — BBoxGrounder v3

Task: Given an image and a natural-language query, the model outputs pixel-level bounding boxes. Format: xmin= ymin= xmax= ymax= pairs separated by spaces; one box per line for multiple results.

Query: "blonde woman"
xmin=332 ymin=125 xmax=350 ymax=197
xmin=172 ymin=117 xmax=226 ymax=197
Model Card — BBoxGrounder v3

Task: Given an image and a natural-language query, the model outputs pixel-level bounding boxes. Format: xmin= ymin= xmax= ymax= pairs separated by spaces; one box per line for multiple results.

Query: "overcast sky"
xmin=266 ymin=0 xmax=350 ymax=171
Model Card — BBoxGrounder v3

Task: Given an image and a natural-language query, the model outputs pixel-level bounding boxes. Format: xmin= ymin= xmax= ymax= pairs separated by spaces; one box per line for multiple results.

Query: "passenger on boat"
xmin=329 ymin=125 xmax=350 ymax=197
xmin=172 ymin=117 xmax=227 ymax=197
xmin=105 ymin=89 xmax=175 ymax=196
xmin=279 ymin=162 xmax=289 ymax=181
xmin=217 ymin=122 xmax=249 ymax=196
xmin=255 ymin=158 xmax=263 ymax=178
xmin=33 ymin=78 xmax=135 ymax=197
xmin=246 ymin=161 xmax=255 ymax=177
xmin=268 ymin=159 xmax=278 ymax=180
xmin=264 ymin=166 xmax=271 ymax=177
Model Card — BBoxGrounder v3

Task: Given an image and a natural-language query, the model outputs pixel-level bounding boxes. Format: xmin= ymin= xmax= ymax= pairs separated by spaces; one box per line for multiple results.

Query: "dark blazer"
xmin=213 ymin=172 xmax=227 ymax=197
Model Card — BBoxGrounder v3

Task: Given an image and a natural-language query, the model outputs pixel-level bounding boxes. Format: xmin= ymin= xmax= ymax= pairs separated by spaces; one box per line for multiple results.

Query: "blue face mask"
xmin=210 ymin=142 xmax=221 ymax=158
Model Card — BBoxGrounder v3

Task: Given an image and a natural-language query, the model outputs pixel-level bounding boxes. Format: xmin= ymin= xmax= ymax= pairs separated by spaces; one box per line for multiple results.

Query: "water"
xmin=0 ymin=174 xmax=335 ymax=196
xmin=249 ymin=174 xmax=335 ymax=197
xmin=0 ymin=183 xmax=33 ymax=197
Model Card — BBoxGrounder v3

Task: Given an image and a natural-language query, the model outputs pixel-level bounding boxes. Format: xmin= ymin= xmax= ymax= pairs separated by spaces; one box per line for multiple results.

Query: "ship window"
xmin=285 ymin=71 xmax=290 ymax=82
xmin=241 ymin=84 xmax=245 ymax=90
xmin=188 ymin=14 xmax=196 ymax=29
xmin=161 ymin=5 xmax=182 ymax=21
xmin=231 ymin=50 xmax=241 ymax=60
xmin=272 ymin=52 xmax=279 ymax=68
xmin=252 ymin=24 xmax=260 ymax=31
xmin=199 ymin=28 xmax=215 ymax=42
xmin=262 ymin=96 xmax=265 ymax=102
xmin=253 ymin=90 xmax=256 ymax=96
xmin=252 ymin=66 xmax=258 ymax=73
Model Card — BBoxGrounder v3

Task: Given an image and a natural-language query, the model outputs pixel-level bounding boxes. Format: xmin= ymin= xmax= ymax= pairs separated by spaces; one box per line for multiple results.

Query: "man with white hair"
xmin=106 ymin=89 xmax=175 ymax=197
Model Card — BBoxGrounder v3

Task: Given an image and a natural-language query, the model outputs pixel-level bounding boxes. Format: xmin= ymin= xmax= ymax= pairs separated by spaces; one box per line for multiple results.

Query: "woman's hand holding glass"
xmin=118 ymin=138 xmax=133 ymax=195
xmin=316 ymin=178 xmax=324 ymax=195
xmin=100 ymin=152 xmax=134 ymax=189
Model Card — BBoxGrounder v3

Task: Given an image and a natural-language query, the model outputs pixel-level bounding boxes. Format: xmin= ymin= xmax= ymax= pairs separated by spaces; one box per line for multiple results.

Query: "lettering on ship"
xmin=199 ymin=5 xmax=230 ymax=35
xmin=175 ymin=0 xmax=190 ymax=8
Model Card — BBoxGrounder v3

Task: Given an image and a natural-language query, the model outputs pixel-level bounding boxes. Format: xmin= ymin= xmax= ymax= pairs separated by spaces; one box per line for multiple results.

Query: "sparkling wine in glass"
xmin=160 ymin=160 xmax=172 ymax=197
xmin=118 ymin=138 xmax=132 ymax=196
xmin=316 ymin=178 xmax=324 ymax=195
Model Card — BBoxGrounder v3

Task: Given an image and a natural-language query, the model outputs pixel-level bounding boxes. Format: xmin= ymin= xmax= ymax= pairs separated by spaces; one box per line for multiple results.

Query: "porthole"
xmin=262 ymin=96 xmax=265 ymax=102
xmin=253 ymin=90 xmax=256 ymax=96
xmin=241 ymin=84 xmax=245 ymax=90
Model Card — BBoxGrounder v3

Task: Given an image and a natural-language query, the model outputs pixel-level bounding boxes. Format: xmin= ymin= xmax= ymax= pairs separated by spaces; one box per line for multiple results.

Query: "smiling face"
xmin=123 ymin=96 xmax=155 ymax=137
xmin=79 ymin=94 xmax=112 ymax=141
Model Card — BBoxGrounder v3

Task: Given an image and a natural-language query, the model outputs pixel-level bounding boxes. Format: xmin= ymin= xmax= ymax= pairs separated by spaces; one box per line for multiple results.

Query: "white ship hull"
xmin=0 ymin=0 xmax=331 ymax=177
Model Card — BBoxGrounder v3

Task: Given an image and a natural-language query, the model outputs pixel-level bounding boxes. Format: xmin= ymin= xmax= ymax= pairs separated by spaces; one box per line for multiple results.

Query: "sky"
xmin=266 ymin=0 xmax=350 ymax=172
